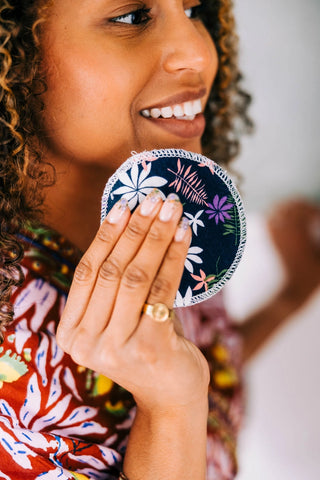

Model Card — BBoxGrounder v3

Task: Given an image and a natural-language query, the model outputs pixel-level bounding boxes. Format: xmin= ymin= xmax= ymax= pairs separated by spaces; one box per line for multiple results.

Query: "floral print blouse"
xmin=0 ymin=224 xmax=243 ymax=479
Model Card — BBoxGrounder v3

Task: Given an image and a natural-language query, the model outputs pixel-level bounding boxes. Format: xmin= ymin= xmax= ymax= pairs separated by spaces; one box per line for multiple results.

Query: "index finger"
xmin=57 ymin=199 xmax=130 ymax=346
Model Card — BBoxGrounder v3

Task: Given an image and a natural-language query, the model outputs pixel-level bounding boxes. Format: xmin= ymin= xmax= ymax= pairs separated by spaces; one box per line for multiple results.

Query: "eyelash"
xmin=110 ymin=8 xmax=151 ymax=26
xmin=110 ymin=3 xmax=203 ymax=26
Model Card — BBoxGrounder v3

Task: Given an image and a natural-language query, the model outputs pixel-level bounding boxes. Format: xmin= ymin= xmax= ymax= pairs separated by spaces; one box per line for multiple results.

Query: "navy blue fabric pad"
xmin=101 ymin=149 xmax=246 ymax=307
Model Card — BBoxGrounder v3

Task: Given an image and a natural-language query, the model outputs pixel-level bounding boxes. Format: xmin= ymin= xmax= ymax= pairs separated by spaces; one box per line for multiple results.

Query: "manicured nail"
xmin=108 ymin=198 xmax=128 ymax=224
xmin=159 ymin=193 xmax=180 ymax=222
xmin=175 ymin=217 xmax=190 ymax=242
xmin=140 ymin=189 xmax=162 ymax=216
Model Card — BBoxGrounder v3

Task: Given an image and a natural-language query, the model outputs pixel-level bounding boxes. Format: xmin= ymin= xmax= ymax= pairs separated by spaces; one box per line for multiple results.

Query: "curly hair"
xmin=0 ymin=0 xmax=252 ymax=342
xmin=0 ymin=0 xmax=54 ymax=342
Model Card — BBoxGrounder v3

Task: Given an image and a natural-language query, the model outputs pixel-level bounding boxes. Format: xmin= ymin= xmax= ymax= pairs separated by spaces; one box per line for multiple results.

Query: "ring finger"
xmin=106 ymin=214 xmax=191 ymax=343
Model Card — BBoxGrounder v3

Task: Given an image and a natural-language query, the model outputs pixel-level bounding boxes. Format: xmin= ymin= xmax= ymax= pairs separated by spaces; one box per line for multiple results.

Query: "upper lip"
xmin=141 ymin=87 xmax=207 ymax=111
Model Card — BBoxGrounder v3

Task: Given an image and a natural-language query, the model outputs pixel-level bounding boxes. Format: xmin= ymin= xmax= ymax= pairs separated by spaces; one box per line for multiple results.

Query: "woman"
xmin=0 ymin=1 xmax=252 ymax=479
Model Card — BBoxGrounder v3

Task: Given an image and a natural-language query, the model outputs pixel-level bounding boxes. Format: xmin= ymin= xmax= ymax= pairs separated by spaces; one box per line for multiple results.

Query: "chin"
xmin=141 ymin=139 xmax=202 ymax=155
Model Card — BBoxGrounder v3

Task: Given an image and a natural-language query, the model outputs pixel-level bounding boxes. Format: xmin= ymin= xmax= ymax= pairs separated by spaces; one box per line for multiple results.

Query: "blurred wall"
xmin=234 ymin=0 xmax=320 ymax=212
xmin=225 ymin=1 xmax=320 ymax=479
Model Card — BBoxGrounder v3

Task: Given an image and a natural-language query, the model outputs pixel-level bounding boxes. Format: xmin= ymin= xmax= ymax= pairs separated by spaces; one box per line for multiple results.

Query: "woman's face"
xmin=41 ymin=0 xmax=218 ymax=169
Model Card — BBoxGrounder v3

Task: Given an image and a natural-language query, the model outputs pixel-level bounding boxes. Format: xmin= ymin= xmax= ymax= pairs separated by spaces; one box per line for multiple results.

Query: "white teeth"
xmin=150 ymin=108 xmax=161 ymax=118
xmin=173 ymin=105 xmax=184 ymax=117
xmin=160 ymin=106 xmax=173 ymax=118
xmin=193 ymin=99 xmax=202 ymax=115
xmin=142 ymin=98 xmax=203 ymax=120
xmin=184 ymin=101 xmax=194 ymax=116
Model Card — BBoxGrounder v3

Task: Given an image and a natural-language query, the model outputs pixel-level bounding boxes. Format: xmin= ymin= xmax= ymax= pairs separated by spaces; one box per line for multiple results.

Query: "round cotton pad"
xmin=101 ymin=149 xmax=246 ymax=307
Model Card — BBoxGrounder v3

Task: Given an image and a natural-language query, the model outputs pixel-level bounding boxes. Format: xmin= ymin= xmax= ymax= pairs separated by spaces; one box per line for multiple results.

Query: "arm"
xmin=236 ymin=286 xmax=305 ymax=363
xmin=124 ymin=399 xmax=208 ymax=479
xmin=57 ymin=192 xmax=209 ymax=480
xmin=237 ymin=199 xmax=320 ymax=363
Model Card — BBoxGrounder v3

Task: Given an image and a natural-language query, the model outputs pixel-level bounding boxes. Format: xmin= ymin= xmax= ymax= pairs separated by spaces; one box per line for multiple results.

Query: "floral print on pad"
xmin=101 ymin=149 xmax=246 ymax=307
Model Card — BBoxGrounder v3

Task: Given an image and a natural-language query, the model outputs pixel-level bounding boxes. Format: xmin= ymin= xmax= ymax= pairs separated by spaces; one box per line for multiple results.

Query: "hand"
xmin=57 ymin=191 xmax=209 ymax=412
xmin=267 ymin=198 xmax=320 ymax=305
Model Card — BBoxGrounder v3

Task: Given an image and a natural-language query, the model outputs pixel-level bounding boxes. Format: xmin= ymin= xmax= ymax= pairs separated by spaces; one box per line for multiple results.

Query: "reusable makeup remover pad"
xmin=101 ymin=149 xmax=246 ymax=307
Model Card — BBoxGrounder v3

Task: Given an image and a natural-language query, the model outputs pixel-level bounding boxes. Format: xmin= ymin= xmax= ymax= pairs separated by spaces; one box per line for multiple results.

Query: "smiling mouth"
xmin=141 ymin=99 xmax=202 ymax=121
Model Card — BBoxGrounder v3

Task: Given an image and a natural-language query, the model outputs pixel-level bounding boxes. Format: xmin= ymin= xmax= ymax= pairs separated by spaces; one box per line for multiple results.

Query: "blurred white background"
xmin=224 ymin=1 xmax=320 ymax=479
xmin=233 ymin=0 xmax=320 ymax=210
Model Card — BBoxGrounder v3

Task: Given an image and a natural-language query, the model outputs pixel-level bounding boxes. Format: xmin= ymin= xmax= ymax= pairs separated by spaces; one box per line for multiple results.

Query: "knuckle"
xmin=166 ymin=246 xmax=183 ymax=263
xmin=149 ymin=276 xmax=172 ymax=298
xmin=74 ymin=258 xmax=94 ymax=284
xmin=69 ymin=328 xmax=92 ymax=365
xmin=136 ymin=345 xmax=157 ymax=365
xmin=99 ymin=256 xmax=122 ymax=282
xmin=123 ymin=263 xmax=149 ymax=289
xmin=98 ymin=342 xmax=117 ymax=370
xmin=125 ymin=220 xmax=145 ymax=241
xmin=56 ymin=325 xmax=70 ymax=352
xmin=96 ymin=227 xmax=115 ymax=246
xmin=148 ymin=225 xmax=165 ymax=243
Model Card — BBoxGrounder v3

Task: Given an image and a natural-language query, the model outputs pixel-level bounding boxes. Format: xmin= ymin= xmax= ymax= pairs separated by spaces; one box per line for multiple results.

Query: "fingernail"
xmin=175 ymin=217 xmax=190 ymax=242
xmin=140 ymin=189 xmax=162 ymax=216
xmin=159 ymin=193 xmax=180 ymax=222
xmin=108 ymin=198 xmax=128 ymax=224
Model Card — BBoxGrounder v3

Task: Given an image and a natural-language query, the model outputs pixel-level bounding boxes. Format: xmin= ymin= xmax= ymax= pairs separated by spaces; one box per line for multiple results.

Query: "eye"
xmin=110 ymin=8 xmax=151 ymax=25
xmin=185 ymin=4 xmax=203 ymax=19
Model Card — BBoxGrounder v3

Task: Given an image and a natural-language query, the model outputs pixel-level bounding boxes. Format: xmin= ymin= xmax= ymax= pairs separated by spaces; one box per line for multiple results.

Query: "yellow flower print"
xmin=0 ymin=347 xmax=28 ymax=388
xmin=211 ymin=343 xmax=230 ymax=363
xmin=92 ymin=374 xmax=114 ymax=396
xmin=70 ymin=472 xmax=90 ymax=480
xmin=23 ymin=348 xmax=32 ymax=362
xmin=105 ymin=400 xmax=127 ymax=416
xmin=214 ymin=367 xmax=238 ymax=389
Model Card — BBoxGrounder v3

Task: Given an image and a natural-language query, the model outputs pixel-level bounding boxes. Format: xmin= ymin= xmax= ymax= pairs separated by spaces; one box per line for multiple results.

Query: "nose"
xmin=161 ymin=12 xmax=215 ymax=75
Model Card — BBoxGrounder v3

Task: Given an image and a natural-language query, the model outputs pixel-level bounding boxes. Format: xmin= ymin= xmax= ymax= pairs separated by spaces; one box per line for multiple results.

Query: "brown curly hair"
xmin=0 ymin=0 xmax=253 ymax=342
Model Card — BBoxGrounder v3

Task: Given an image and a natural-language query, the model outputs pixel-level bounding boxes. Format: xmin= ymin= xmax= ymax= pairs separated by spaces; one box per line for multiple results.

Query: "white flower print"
xmin=175 ymin=287 xmax=193 ymax=307
xmin=36 ymin=332 xmax=50 ymax=387
xmin=63 ymin=366 xmax=83 ymax=401
xmin=0 ymin=472 xmax=11 ymax=480
xmin=46 ymin=365 xmax=63 ymax=409
xmin=47 ymin=321 xmax=64 ymax=368
xmin=0 ymin=400 xmax=20 ymax=428
xmin=20 ymin=373 xmax=41 ymax=428
xmin=111 ymin=162 xmax=167 ymax=210
xmin=32 ymin=394 xmax=73 ymax=431
xmin=50 ymin=421 xmax=108 ymax=438
xmin=184 ymin=210 xmax=204 ymax=236
xmin=35 ymin=467 xmax=73 ymax=479
xmin=0 ymin=426 xmax=37 ymax=469
xmin=184 ymin=246 xmax=203 ymax=273
xmin=13 ymin=279 xmax=58 ymax=334
xmin=0 ymin=279 xmax=124 ymax=478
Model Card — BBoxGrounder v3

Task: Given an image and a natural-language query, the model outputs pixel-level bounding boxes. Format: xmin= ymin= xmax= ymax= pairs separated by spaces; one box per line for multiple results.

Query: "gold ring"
xmin=142 ymin=302 xmax=174 ymax=322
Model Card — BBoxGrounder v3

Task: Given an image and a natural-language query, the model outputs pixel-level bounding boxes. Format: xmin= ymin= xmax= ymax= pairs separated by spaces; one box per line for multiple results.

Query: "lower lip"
xmin=142 ymin=113 xmax=206 ymax=139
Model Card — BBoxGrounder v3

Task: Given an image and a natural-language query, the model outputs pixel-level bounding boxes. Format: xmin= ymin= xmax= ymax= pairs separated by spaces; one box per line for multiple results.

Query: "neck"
xmin=43 ymin=157 xmax=114 ymax=252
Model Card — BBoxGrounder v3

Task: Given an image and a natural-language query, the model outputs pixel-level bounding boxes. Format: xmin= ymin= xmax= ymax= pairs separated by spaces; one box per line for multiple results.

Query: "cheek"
xmin=41 ymin=46 xmax=140 ymax=161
